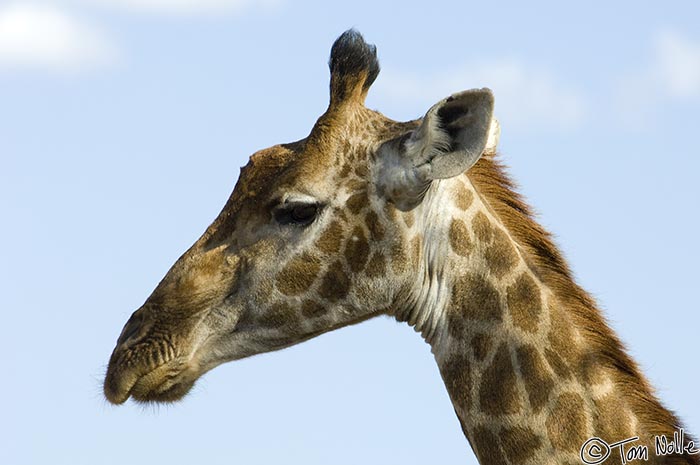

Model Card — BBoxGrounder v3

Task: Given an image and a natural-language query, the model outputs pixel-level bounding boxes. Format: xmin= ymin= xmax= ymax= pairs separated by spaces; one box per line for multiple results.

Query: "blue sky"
xmin=1 ymin=1 xmax=698 ymax=464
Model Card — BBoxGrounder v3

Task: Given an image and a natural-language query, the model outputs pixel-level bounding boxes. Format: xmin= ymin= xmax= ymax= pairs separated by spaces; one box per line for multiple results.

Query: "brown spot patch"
xmin=316 ymin=220 xmax=344 ymax=254
xmin=549 ymin=306 xmax=579 ymax=366
xmin=470 ymin=333 xmax=493 ymax=362
xmin=258 ymin=302 xmax=299 ymax=329
xmin=344 ymin=178 xmax=365 ymax=192
xmin=506 ymin=273 xmax=542 ymax=333
xmin=275 ymin=253 xmax=320 ymax=296
xmin=346 ymin=190 xmax=368 ymax=214
xmin=391 ymin=239 xmax=409 ymax=274
xmin=344 ymin=226 xmax=369 ymax=272
xmin=338 ymin=163 xmax=352 ymax=179
xmin=454 ymin=186 xmax=474 ymax=211
xmin=594 ymin=394 xmax=634 ymax=442
xmin=484 ymin=226 xmax=518 ymax=277
xmin=516 ymin=344 xmax=555 ymax=413
xmin=365 ymin=252 xmax=386 ymax=278
xmin=472 ymin=426 xmax=509 ymax=465
xmin=546 ymin=392 xmax=587 ymax=452
xmin=479 ymin=343 xmax=522 ymax=415
xmin=472 ymin=212 xmax=493 ymax=242
xmin=500 ymin=426 xmax=542 ymax=464
xmin=544 ymin=347 xmax=573 ymax=380
xmin=410 ymin=235 xmax=422 ymax=267
xmin=449 ymin=219 xmax=473 ymax=257
xmin=402 ymin=212 xmax=414 ymax=228
xmin=339 ymin=139 xmax=351 ymax=158
xmin=440 ymin=353 xmax=471 ymax=410
xmin=354 ymin=163 xmax=368 ymax=178
xmin=383 ymin=202 xmax=398 ymax=221
xmin=364 ymin=211 xmax=384 ymax=240
xmin=319 ymin=260 xmax=351 ymax=302
xmin=301 ymin=300 xmax=326 ymax=318
xmin=446 ymin=312 xmax=467 ymax=340
xmin=450 ymin=273 xmax=503 ymax=323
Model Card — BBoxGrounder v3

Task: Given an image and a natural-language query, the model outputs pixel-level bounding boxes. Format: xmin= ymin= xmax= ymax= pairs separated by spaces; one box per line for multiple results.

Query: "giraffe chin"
xmin=130 ymin=368 xmax=197 ymax=404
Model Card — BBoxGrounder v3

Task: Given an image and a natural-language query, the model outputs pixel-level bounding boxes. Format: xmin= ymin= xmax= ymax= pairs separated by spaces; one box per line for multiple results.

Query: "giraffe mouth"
xmin=104 ymin=356 xmax=199 ymax=405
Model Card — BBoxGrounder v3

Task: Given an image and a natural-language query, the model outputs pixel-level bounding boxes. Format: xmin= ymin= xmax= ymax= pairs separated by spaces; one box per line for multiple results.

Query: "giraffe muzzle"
xmin=104 ymin=305 xmax=205 ymax=404
xmin=104 ymin=355 xmax=197 ymax=404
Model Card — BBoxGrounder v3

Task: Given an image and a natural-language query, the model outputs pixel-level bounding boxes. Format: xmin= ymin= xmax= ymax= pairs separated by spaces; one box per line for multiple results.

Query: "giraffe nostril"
xmin=116 ymin=307 xmax=150 ymax=347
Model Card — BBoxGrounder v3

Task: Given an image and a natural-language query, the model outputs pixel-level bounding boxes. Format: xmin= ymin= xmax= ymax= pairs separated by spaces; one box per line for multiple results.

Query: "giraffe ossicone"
xmin=104 ymin=29 xmax=697 ymax=465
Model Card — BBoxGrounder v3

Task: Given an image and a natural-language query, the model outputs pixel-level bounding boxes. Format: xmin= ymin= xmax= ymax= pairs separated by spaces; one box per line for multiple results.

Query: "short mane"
xmin=468 ymin=154 xmax=697 ymax=463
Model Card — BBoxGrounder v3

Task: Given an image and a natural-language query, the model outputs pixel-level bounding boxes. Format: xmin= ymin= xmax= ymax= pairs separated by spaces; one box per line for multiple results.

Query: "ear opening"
xmin=416 ymin=89 xmax=494 ymax=180
xmin=377 ymin=88 xmax=497 ymax=210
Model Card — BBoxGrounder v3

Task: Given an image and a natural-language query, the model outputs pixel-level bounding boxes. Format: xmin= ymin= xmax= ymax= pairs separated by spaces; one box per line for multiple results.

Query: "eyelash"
xmin=273 ymin=202 xmax=321 ymax=227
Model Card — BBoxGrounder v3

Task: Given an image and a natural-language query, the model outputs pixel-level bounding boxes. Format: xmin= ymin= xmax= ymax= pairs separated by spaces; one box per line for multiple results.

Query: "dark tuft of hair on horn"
xmin=328 ymin=29 xmax=380 ymax=103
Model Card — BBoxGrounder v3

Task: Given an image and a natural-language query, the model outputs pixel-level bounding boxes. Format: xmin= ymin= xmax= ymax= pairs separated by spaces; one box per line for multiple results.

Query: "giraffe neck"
xmin=392 ymin=165 xmax=697 ymax=465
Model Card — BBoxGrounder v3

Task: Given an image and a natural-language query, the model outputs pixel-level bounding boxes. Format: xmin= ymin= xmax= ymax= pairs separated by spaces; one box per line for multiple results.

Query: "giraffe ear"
xmin=377 ymin=88 xmax=497 ymax=210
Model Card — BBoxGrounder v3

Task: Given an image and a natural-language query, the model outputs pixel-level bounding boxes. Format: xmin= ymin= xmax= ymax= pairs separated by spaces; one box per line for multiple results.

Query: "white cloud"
xmin=373 ymin=60 xmax=587 ymax=132
xmin=653 ymin=30 xmax=700 ymax=99
xmin=0 ymin=3 xmax=118 ymax=72
xmin=84 ymin=0 xmax=281 ymax=15
xmin=614 ymin=29 xmax=700 ymax=127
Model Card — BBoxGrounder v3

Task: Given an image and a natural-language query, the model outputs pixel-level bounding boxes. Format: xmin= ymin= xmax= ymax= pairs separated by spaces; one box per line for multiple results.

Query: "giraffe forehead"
xmin=225 ymin=146 xmax=331 ymax=217
xmin=234 ymin=118 xmax=390 ymax=195
xmin=230 ymin=103 xmax=416 ymax=207
xmin=229 ymin=143 xmax=301 ymax=207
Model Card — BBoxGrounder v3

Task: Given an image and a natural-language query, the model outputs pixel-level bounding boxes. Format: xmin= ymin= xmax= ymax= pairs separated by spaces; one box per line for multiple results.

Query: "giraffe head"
xmin=104 ymin=30 xmax=497 ymax=405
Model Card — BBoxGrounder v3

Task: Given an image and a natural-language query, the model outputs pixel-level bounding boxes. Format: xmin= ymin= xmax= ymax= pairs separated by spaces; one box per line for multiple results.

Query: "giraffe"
xmin=104 ymin=30 xmax=698 ymax=465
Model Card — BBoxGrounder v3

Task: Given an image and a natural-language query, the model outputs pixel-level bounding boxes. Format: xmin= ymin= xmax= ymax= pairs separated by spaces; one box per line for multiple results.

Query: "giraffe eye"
xmin=274 ymin=202 xmax=320 ymax=227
